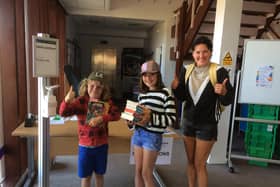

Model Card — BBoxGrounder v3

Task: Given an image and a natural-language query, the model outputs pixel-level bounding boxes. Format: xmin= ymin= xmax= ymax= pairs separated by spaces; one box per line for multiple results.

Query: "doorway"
xmin=91 ymin=48 xmax=119 ymax=97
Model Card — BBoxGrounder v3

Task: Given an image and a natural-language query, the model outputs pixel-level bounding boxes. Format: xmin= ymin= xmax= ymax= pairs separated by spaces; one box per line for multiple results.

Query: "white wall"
xmin=147 ymin=16 xmax=180 ymax=89
xmin=147 ymin=21 xmax=165 ymax=75
xmin=162 ymin=17 xmax=177 ymax=88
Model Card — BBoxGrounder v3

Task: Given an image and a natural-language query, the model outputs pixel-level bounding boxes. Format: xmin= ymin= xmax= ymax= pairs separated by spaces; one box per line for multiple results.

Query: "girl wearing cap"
xmin=127 ymin=60 xmax=176 ymax=187
xmin=171 ymin=36 xmax=234 ymax=187
xmin=59 ymin=72 xmax=120 ymax=187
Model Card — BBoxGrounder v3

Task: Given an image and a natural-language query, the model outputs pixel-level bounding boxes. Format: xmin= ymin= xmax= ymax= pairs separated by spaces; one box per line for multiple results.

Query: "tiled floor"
xmin=32 ymin=138 xmax=280 ymax=187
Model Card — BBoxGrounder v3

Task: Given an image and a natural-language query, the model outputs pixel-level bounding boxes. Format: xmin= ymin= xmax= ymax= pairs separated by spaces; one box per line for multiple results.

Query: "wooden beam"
xmin=205 ymin=11 xmax=266 ymax=26
xmin=240 ymin=26 xmax=258 ymax=36
xmin=268 ymin=25 xmax=280 ymax=39
xmin=182 ymin=0 xmax=214 ymax=59
xmin=241 ymin=14 xmax=266 ymax=26
xmin=243 ymin=1 xmax=275 ymax=14
xmin=198 ymin=23 xmax=214 ymax=34
xmin=211 ymin=0 xmax=276 ymax=14
xmin=204 ymin=11 xmax=215 ymax=22
xmin=175 ymin=1 xmax=187 ymax=76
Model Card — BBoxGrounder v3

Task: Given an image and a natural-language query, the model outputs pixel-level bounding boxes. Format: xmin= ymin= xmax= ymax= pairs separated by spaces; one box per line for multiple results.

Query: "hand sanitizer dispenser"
xmin=42 ymin=85 xmax=59 ymax=117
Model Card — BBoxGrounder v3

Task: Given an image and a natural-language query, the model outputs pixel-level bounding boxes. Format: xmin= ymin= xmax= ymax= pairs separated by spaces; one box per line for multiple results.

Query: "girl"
xmin=128 ymin=60 xmax=176 ymax=187
xmin=59 ymin=71 xmax=120 ymax=187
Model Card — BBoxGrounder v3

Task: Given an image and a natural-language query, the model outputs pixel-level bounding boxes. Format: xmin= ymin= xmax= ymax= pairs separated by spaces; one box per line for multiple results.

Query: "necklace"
xmin=193 ymin=66 xmax=209 ymax=80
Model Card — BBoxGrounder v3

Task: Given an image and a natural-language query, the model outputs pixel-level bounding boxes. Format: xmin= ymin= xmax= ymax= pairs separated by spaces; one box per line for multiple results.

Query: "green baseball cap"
xmin=88 ymin=71 xmax=105 ymax=82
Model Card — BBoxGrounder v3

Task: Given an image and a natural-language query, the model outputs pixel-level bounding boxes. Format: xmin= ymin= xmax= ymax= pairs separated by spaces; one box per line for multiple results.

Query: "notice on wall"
xmin=129 ymin=137 xmax=173 ymax=165
xmin=222 ymin=52 xmax=233 ymax=66
xmin=256 ymin=65 xmax=273 ymax=88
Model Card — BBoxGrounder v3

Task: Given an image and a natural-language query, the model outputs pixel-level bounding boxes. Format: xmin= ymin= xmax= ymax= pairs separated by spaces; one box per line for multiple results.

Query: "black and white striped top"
xmin=136 ymin=88 xmax=176 ymax=133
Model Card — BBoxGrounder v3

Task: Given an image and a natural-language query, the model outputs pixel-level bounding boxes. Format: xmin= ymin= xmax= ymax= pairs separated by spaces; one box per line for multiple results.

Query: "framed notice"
xmin=32 ymin=35 xmax=59 ymax=77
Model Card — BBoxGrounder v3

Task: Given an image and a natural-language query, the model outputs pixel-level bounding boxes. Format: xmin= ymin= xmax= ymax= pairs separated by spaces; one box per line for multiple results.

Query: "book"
xmin=120 ymin=100 xmax=138 ymax=121
xmin=86 ymin=101 xmax=106 ymax=124
xmin=121 ymin=112 xmax=134 ymax=121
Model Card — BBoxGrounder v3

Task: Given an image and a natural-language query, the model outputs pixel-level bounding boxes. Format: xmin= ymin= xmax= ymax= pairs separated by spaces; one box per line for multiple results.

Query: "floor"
xmin=33 ymin=137 xmax=280 ymax=187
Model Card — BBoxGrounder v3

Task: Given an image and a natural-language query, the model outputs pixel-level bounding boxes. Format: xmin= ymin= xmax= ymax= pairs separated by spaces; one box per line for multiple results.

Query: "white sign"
xmin=32 ymin=35 xmax=59 ymax=77
xmin=129 ymin=137 xmax=173 ymax=165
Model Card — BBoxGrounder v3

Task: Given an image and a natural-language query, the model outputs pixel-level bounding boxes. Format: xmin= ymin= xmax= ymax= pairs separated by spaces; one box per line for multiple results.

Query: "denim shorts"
xmin=78 ymin=144 xmax=108 ymax=178
xmin=132 ymin=127 xmax=162 ymax=152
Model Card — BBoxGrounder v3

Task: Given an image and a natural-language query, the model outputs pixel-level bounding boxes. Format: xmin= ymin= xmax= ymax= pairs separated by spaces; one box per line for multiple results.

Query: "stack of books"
xmin=121 ymin=100 xmax=138 ymax=121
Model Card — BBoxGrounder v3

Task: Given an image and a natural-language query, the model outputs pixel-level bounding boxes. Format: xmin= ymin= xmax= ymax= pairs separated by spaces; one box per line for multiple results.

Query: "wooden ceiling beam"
xmin=268 ymin=25 xmax=280 ymax=38
xmin=211 ymin=0 xmax=275 ymax=14
xmin=199 ymin=23 xmax=214 ymax=34
xmin=240 ymin=26 xmax=258 ymax=36
xmin=205 ymin=12 xmax=266 ymax=26
xmin=256 ymin=3 xmax=280 ymax=38
xmin=182 ymin=0 xmax=214 ymax=58
xmin=242 ymin=1 xmax=275 ymax=14
xmin=241 ymin=14 xmax=266 ymax=26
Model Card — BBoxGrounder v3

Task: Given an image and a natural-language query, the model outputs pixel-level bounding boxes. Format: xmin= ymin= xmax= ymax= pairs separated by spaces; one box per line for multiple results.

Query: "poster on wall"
xmin=256 ymin=65 xmax=273 ymax=88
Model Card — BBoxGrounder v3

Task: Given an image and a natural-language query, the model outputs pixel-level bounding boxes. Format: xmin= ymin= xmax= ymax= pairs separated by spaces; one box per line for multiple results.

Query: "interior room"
xmin=1 ymin=0 xmax=280 ymax=187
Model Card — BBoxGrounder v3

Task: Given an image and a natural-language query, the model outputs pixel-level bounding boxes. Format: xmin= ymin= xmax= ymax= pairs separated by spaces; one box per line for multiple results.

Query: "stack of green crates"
xmin=244 ymin=104 xmax=279 ymax=167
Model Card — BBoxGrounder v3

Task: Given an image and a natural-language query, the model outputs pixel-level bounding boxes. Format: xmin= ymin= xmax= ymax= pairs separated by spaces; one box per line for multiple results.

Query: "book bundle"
xmin=122 ymin=100 xmax=144 ymax=121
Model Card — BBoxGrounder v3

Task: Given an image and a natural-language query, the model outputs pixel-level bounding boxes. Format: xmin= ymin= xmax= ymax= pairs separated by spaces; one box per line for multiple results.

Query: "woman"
xmin=171 ymin=36 xmax=234 ymax=187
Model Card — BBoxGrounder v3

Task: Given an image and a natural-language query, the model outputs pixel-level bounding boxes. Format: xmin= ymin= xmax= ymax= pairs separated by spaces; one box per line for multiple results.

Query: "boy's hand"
xmin=88 ymin=116 xmax=103 ymax=127
xmin=64 ymin=86 xmax=75 ymax=103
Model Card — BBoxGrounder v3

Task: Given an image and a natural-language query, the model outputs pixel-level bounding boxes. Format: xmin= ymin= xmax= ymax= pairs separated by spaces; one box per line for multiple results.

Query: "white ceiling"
xmin=71 ymin=15 xmax=158 ymax=31
xmin=60 ymin=0 xmax=158 ymax=31
xmin=59 ymin=0 xmax=111 ymax=11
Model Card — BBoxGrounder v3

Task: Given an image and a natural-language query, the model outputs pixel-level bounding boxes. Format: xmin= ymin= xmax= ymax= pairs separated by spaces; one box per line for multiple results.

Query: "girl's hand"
xmin=64 ymin=86 xmax=75 ymax=103
xmin=88 ymin=116 xmax=103 ymax=127
xmin=214 ymin=78 xmax=228 ymax=96
xmin=134 ymin=105 xmax=151 ymax=126
xmin=126 ymin=120 xmax=134 ymax=128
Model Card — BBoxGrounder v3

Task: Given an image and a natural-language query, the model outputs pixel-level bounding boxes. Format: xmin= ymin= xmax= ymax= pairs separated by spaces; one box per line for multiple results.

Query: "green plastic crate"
xmin=246 ymin=146 xmax=273 ymax=167
xmin=246 ymin=122 xmax=277 ymax=133
xmin=248 ymin=104 xmax=279 ymax=119
xmin=248 ymin=160 xmax=268 ymax=167
xmin=245 ymin=130 xmax=277 ymax=151
xmin=245 ymin=126 xmax=277 ymax=167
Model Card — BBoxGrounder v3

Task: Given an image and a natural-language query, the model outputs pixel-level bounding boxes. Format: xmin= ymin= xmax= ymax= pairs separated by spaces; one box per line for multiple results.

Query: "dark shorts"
xmin=78 ymin=144 xmax=108 ymax=178
xmin=183 ymin=123 xmax=217 ymax=141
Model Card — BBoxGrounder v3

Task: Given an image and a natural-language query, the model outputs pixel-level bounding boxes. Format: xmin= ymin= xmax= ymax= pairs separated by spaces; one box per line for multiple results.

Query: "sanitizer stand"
xmin=37 ymin=77 xmax=50 ymax=187
xmin=32 ymin=33 xmax=59 ymax=187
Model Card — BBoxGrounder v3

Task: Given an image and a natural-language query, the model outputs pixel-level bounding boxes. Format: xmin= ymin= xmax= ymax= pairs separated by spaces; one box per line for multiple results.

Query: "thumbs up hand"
xmin=171 ymin=75 xmax=179 ymax=89
xmin=214 ymin=78 xmax=228 ymax=96
xmin=64 ymin=86 xmax=75 ymax=103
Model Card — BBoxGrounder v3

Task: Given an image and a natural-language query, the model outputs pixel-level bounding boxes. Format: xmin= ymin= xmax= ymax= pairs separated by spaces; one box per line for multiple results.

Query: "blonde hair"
xmin=79 ymin=78 xmax=111 ymax=101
